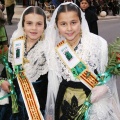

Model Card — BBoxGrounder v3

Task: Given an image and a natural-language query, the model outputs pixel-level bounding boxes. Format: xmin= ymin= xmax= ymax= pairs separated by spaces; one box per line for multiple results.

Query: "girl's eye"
xmin=71 ymin=22 xmax=76 ymax=25
xmin=37 ymin=23 xmax=42 ymax=25
xmin=61 ymin=23 xmax=66 ymax=26
xmin=26 ymin=22 xmax=32 ymax=25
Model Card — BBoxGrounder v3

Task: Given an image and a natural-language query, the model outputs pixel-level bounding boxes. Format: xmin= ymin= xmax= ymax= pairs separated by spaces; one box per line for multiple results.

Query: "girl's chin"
xmin=28 ymin=38 xmax=39 ymax=41
xmin=66 ymin=37 xmax=74 ymax=41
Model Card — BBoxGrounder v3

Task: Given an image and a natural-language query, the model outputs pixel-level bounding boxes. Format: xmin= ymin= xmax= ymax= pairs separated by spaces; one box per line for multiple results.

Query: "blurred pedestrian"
xmin=80 ymin=0 xmax=98 ymax=35
xmin=30 ymin=0 xmax=35 ymax=5
xmin=4 ymin=0 xmax=16 ymax=25
xmin=0 ymin=0 xmax=5 ymax=12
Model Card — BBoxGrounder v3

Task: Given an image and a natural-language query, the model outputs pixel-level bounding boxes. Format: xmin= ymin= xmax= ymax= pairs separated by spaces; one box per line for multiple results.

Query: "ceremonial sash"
xmin=56 ymin=40 xmax=98 ymax=90
xmin=13 ymin=36 xmax=44 ymax=120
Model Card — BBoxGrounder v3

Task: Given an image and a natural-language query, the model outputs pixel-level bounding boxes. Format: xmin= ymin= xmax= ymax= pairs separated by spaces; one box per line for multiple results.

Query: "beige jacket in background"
xmin=4 ymin=0 xmax=16 ymax=7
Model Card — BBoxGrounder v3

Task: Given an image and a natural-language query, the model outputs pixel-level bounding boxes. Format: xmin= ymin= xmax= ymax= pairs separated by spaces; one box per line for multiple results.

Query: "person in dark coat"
xmin=80 ymin=0 xmax=98 ymax=35
xmin=0 ymin=0 xmax=5 ymax=11
xmin=4 ymin=0 xmax=16 ymax=25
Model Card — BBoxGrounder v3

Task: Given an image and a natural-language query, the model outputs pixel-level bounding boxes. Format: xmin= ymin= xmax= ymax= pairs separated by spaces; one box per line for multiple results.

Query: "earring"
xmin=24 ymin=33 xmax=26 ymax=38
xmin=41 ymin=32 xmax=44 ymax=40
xmin=23 ymin=29 xmax=27 ymax=39
xmin=80 ymin=28 xmax=82 ymax=38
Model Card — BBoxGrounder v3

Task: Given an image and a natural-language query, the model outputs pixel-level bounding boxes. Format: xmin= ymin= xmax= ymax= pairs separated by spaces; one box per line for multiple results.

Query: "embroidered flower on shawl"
xmin=60 ymin=96 xmax=82 ymax=120
xmin=23 ymin=41 xmax=48 ymax=82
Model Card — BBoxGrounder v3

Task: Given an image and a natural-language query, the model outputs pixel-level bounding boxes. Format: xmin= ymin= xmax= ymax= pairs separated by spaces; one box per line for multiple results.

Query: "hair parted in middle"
xmin=55 ymin=3 xmax=82 ymax=25
xmin=22 ymin=6 xmax=47 ymax=29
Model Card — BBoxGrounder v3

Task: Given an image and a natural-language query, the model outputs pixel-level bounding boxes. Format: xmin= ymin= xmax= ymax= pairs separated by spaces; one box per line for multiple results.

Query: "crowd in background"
xmin=21 ymin=0 xmax=120 ymax=16
xmin=0 ymin=0 xmax=120 ymax=17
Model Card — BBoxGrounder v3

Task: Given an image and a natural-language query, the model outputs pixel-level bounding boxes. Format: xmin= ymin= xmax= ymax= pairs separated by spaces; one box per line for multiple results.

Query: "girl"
xmin=80 ymin=0 xmax=98 ymax=35
xmin=0 ymin=6 xmax=48 ymax=120
xmin=45 ymin=2 xmax=120 ymax=120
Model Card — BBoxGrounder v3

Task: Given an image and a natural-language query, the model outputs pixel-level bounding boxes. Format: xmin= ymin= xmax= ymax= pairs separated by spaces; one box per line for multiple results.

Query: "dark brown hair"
xmin=79 ymin=0 xmax=91 ymax=5
xmin=55 ymin=3 xmax=82 ymax=25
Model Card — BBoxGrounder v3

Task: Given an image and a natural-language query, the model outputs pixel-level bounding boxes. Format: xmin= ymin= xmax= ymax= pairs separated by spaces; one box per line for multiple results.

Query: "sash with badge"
xmin=55 ymin=40 xmax=99 ymax=119
xmin=56 ymin=40 xmax=98 ymax=90
xmin=13 ymin=36 xmax=44 ymax=120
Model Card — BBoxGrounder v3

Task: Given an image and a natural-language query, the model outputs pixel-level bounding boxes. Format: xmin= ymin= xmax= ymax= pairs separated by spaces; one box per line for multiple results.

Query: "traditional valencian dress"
xmin=54 ymin=33 xmax=120 ymax=120
xmin=0 ymin=37 xmax=48 ymax=120
xmin=44 ymin=2 xmax=120 ymax=120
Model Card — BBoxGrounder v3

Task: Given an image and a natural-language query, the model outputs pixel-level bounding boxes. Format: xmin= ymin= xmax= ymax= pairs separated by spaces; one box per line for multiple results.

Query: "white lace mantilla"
xmin=56 ymin=33 xmax=106 ymax=82
xmin=9 ymin=40 xmax=48 ymax=83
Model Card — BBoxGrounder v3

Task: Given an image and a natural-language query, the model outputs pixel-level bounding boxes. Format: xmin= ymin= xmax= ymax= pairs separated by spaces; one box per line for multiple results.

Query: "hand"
xmin=1 ymin=80 xmax=11 ymax=93
xmin=90 ymin=85 xmax=108 ymax=103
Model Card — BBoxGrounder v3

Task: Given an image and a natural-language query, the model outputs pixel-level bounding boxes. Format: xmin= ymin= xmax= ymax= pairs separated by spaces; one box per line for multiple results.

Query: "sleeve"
xmin=88 ymin=36 xmax=120 ymax=120
xmin=0 ymin=26 xmax=8 ymax=42
xmin=100 ymin=36 xmax=120 ymax=117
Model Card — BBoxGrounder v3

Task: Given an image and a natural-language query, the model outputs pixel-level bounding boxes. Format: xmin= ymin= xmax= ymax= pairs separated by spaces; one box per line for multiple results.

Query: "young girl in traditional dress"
xmin=45 ymin=2 xmax=120 ymax=120
xmin=0 ymin=6 xmax=48 ymax=120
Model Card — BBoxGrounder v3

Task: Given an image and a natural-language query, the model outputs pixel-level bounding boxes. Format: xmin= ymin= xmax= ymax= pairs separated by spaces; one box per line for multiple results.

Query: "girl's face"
xmin=80 ymin=0 xmax=89 ymax=11
xmin=57 ymin=11 xmax=81 ymax=42
xmin=23 ymin=13 xmax=44 ymax=41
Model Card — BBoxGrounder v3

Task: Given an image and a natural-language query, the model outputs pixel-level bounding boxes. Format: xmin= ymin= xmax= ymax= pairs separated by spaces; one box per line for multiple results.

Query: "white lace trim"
xmin=8 ymin=40 xmax=48 ymax=82
xmin=56 ymin=33 xmax=104 ymax=82
xmin=88 ymin=96 xmax=120 ymax=120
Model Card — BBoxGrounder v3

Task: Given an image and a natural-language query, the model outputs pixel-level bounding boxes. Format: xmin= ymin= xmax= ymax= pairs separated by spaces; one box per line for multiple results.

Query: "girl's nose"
xmin=32 ymin=24 xmax=37 ymax=29
xmin=67 ymin=24 xmax=72 ymax=31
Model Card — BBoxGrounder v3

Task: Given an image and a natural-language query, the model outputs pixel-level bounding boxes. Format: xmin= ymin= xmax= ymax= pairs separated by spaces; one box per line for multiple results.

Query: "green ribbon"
xmin=97 ymin=72 xmax=112 ymax=86
xmin=74 ymin=94 xmax=91 ymax=120
xmin=0 ymin=56 xmax=19 ymax=113
xmin=0 ymin=91 xmax=11 ymax=100
xmin=8 ymin=79 xmax=19 ymax=113
xmin=14 ymin=65 xmax=23 ymax=74
xmin=97 ymin=64 xmax=120 ymax=86
xmin=84 ymin=101 xmax=91 ymax=120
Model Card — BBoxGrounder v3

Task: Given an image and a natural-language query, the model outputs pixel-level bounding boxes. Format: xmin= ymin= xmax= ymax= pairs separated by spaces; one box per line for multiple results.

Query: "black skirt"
xmin=55 ymin=79 xmax=91 ymax=120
